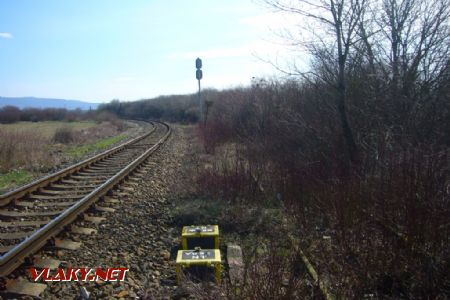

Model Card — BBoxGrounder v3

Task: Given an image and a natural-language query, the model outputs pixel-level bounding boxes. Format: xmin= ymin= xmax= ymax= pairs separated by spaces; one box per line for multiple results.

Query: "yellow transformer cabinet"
xmin=182 ymin=225 xmax=219 ymax=250
xmin=176 ymin=249 xmax=221 ymax=283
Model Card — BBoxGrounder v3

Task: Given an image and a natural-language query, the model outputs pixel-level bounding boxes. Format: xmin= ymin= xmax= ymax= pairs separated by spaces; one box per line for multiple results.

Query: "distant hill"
xmin=0 ymin=97 xmax=99 ymax=110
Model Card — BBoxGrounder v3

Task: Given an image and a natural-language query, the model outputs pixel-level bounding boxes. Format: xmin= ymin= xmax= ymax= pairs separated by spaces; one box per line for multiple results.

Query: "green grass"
xmin=0 ymin=170 xmax=33 ymax=193
xmin=67 ymin=134 xmax=128 ymax=159
xmin=0 ymin=121 xmax=96 ymax=138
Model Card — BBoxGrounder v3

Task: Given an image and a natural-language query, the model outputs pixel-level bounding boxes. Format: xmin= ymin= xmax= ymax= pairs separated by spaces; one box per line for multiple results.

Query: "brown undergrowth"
xmin=190 ymin=81 xmax=449 ymax=299
xmin=170 ymin=126 xmax=323 ymax=299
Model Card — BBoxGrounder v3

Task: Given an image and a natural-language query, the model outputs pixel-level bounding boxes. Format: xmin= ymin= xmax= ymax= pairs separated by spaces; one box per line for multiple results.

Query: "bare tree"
xmin=263 ymin=0 xmax=449 ymax=153
xmin=263 ymin=0 xmax=368 ymax=165
xmin=380 ymin=0 xmax=449 ymax=105
xmin=352 ymin=0 xmax=450 ymax=142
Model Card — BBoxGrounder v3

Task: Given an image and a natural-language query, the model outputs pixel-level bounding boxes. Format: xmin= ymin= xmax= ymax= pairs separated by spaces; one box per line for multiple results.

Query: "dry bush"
xmin=95 ymin=111 xmax=117 ymax=123
xmin=197 ymin=156 xmax=259 ymax=204
xmin=95 ymin=111 xmax=126 ymax=131
xmin=111 ymin=118 xmax=126 ymax=131
xmin=237 ymin=242 xmax=307 ymax=299
xmin=285 ymin=145 xmax=449 ymax=297
xmin=0 ymin=129 xmax=50 ymax=171
xmin=72 ymin=121 xmax=123 ymax=145
xmin=53 ymin=127 xmax=74 ymax=144
xmin=52 ymin=123 xmax=122 ymax=146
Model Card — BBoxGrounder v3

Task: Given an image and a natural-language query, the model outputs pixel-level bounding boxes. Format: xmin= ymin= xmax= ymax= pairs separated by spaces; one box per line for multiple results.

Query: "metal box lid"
xmin=182 ymin=225 xmax=219 ymax=237
xmin=176 ymin=249 xmax=221 ymax=265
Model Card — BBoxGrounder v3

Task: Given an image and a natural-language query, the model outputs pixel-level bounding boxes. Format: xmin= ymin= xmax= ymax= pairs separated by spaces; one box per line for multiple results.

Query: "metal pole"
xmin=195 ymin=57 xmax=203 ymax=124
xmin=198 ymin=79 xmax=202 ymax=124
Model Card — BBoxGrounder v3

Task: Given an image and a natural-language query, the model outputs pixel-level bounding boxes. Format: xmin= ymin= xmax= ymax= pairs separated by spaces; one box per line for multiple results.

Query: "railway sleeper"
xmin=15 ymin=201 xmax=77 ymax=207
xmin=0 ymin=220 xmax=49 ymax=228
xmin=60 ymin=179 xmax=105 ymax=185
xmin=98 ymin=161 xmax=134 ymax=168
xmin=69 ymin=175 xmax=109 ymax=180
xmin=70 ymin=225 xmax=97 ymax=235
xmin=50 ymin=183 xmax=98 ymax=189
xmin=93 ymin=162 xmax=128 ymax=168
xmin=102 ymin=155 xmax=135 ymax=161
xmin=0 ymin=231 xmax=34 ymax=240
xmin=83 ymin=214 xmax=106 ymax=224
xmin=38 ymin=188 xmax=89 ymax=195
xmin=85 ymin=165 xmax=123 ymax=171
xmin=94 ymin=205 xmax=115 ymax=213
xmin=0 ymin=209 xmax=64 ymax=217
xmin=77 ymin=170 xmax=117 ymax=176
xmin=28 ymin=194 xmax=83 ymax=200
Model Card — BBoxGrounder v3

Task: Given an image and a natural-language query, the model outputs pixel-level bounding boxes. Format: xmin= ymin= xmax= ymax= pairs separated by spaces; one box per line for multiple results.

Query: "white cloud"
xmin=0 ymin=32 xmax=13 ymax=39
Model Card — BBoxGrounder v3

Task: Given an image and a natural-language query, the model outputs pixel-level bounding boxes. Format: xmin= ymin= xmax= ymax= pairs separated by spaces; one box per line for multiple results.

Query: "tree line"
xmin=0 ymin=106 xmax=97 ymax=124
xmin=97 ymin=92 xmax=211 ymax=123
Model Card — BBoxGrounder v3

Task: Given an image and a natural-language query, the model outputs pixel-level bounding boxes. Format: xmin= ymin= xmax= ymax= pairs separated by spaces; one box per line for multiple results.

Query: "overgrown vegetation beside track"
xmin=170 ymin=126 xmax=324 ymax=299
xmin=193 ymin=81 xmax=448 ymax=298
xmin=187 ymin=0 xmax=449 ymax=297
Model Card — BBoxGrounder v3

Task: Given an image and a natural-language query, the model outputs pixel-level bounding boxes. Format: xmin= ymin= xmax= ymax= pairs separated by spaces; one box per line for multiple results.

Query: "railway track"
xmin=0 ymin=121 xmax=171 ymax=279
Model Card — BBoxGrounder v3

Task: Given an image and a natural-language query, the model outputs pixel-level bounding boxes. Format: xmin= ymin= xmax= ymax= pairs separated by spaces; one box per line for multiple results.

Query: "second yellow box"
xmin=181 ymin=225 xmax=219 ymax=250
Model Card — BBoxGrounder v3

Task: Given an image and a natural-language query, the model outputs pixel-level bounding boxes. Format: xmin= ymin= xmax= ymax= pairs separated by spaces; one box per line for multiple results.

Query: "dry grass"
xmin=0 ymin=120 xmax=129 ymax=192
xmin=0 ymin=128 xmax=51 ymax=172
xmin=0 ymin=121 xmax=96 ymax=138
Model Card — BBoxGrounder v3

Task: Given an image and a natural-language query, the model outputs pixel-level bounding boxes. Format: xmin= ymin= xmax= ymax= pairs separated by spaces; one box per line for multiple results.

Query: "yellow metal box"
xmin=181 ymin=225 xmax=219 ymax=250
xmin=176 ymin=249 xmax=221 ymax=283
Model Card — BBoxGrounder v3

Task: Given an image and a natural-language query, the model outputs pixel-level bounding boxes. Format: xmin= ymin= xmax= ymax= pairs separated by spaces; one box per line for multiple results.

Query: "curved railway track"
xmin=0 ymin=121 xmax=171 ymax=277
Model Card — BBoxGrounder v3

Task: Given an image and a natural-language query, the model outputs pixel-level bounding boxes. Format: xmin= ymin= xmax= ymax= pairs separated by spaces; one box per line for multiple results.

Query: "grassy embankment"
xmin=67 ymin=134 xmax=127 ymax=159
xmin=0 ymin=170 xmax=33 ymax=193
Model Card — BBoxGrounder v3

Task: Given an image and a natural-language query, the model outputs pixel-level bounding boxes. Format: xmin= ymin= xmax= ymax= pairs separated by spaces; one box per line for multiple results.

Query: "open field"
xmin=0 ymin=120 xmax=137 ymax=193
xmin=0 ymin=121 xmax=97 ymax=138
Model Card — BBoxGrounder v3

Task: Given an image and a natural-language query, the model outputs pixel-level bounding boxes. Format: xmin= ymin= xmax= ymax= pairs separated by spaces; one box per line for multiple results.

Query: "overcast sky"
xmin=0 ymin=0 xmax=303 ymax=102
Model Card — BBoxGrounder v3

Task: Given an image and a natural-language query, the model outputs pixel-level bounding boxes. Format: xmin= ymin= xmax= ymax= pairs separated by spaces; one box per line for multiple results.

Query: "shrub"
xmin=53 ymin=127 xmax=74 ymax=144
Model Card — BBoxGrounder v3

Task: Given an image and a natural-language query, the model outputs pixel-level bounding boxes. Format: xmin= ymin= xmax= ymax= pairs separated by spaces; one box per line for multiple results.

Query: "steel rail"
xmin=0 ymin=121 xmax=171 ymax=277
xmin=0 ymin=122 xmax=156 ymax=207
